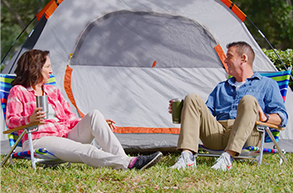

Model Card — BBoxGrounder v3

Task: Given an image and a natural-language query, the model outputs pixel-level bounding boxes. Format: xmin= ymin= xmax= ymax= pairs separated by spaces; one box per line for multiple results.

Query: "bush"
xmin=263 ymin=48 xmax=293 ymax=89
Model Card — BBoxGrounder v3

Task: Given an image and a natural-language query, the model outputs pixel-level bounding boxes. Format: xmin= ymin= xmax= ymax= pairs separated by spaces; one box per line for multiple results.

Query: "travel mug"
xmin=171 ymin=98 xmax=183 ymax=124
xmin=36 ymin=95 xmax=48 ymax=119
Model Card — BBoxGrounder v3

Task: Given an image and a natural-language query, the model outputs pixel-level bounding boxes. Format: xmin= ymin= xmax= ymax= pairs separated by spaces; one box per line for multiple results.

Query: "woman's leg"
xmin=67 ymin=110 xmax=127 ymax=157
xmin=22 ymin=136 xmax=131 ymax=170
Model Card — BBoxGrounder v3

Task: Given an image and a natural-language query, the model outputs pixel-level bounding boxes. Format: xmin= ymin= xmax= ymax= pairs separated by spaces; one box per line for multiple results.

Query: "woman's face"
xmin=40 ymin=56 xmax=53 ymax=84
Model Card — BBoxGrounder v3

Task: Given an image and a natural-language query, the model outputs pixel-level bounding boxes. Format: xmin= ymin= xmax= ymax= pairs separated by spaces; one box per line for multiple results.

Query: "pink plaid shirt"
xmin=6 ymin=85 xmax=81 ymax=142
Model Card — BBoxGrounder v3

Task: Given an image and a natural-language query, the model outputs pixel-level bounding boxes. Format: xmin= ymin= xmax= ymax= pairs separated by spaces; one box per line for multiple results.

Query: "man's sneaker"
xmin=211 ymin=152 xmax=233 ymax=171
xmin=129 ymin=151 xmax=163 ymax=170
xmin=171 ymin=151 xmax=196 ymax=170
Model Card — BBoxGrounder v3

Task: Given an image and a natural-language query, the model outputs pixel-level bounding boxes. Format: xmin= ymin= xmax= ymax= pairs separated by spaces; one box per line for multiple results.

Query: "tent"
xmin=1 ymin=0 xmax=293 ymax=154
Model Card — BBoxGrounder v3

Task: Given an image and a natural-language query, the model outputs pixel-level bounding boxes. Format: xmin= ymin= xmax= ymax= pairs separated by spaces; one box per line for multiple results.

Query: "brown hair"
xmin=227 ymin=41 xmax=255 ymax=66
xmin=12 ymin=49 xmax=50 ymax=87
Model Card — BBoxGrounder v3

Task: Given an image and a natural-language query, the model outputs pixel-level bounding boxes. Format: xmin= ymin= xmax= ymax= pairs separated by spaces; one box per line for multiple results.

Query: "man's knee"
xmin=184 ymin=93 xmax=202 ymax=103
xmin=239 ymin=95 xmax=257 ymax=104
xmin=238 ymin=95 xmax=258 ymax=111
xmin=184 ymin=94 xmax=205 ymax=109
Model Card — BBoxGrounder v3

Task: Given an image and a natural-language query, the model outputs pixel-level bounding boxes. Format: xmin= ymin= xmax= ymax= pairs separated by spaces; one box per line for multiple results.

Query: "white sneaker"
xmin=211 ymin=152 xmax=233 ymax=171
xmin=171 ymin=151 xmax=196 ymax=169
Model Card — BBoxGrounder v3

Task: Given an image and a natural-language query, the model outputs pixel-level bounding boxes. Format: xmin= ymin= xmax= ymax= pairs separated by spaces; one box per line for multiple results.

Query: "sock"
xmin=128 ymin=157 xmax=138 ymax=168
xmin=182 ymin=150 xmax=194 ymax=161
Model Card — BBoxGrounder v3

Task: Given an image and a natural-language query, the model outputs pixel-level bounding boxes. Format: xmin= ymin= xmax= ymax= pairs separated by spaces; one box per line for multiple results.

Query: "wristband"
xmin=264 ymin=113 xmax=269 ymax=122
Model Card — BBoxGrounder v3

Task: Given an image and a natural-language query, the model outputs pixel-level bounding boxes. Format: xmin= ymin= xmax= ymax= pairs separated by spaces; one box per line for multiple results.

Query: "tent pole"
xmin=246 ymin=16 xmax=293 ymax=82
xmin=1 ymin=17 xmax=36 ymax=67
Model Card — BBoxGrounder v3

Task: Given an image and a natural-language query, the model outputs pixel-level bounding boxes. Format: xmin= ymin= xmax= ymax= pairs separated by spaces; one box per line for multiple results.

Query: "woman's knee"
xmin=86 ymin=109 xmax=105 ymax=121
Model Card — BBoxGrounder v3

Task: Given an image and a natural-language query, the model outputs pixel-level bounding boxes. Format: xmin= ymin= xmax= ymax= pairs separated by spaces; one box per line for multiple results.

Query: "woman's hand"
xmin=29 ymin=107 xmax=46 ymax=123
xmin=106 ymin=119 xmax=116 ymax=132
xmin=106 ymin=119 xmax=115 ymax=125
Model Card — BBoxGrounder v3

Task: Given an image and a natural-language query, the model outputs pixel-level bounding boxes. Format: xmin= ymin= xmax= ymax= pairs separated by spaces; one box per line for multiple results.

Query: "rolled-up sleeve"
xmin=6 ymin=86 xmax=32 ymax=129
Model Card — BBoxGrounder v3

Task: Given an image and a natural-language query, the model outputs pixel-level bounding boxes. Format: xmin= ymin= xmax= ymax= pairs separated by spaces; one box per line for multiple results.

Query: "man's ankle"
xmin=225 ymin=150 xmax=236 ymax=158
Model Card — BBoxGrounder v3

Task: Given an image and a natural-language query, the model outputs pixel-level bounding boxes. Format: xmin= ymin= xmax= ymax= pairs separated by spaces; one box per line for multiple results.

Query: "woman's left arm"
xmin=6 ymin=86 xmax=32 ymax=128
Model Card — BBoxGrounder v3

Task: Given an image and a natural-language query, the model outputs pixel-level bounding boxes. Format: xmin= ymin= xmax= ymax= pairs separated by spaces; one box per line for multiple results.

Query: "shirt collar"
xmin=228 ymin=72 xmax=262 ymax=86
xmin=27 ymin=85 xmax=49 ymax=95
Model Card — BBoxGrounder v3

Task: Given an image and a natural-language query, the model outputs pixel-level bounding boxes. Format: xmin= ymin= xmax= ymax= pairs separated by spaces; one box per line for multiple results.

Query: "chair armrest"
xmin=3 ymin=121 xmax=44 ymax=134
xmin=255 ymin=121 xmax=284 ymax=131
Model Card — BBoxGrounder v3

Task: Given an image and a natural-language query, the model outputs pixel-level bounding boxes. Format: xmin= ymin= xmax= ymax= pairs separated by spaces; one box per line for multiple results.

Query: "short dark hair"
xmin=12 ymin=49 xmax=50 ymax=87
xmin=227 ymin=41 xmax=255 ymax=65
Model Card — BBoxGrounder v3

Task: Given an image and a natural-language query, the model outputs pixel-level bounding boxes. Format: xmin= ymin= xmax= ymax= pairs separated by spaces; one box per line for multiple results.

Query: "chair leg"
xmin=265 ymin=127 xmax=289 ymax=166
xmin=1 ymin=130 xmax=26 ymax=167
xmin=256 ymin=126 xmax=266 ymax=166
xmin=27 ymin=131 xmax=36 ymax=169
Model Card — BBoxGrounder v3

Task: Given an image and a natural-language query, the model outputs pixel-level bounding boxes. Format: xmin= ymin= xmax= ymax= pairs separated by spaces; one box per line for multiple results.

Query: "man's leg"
xmin=172 ymin=94 xmax=226 ymax=169
xmin=178 ymin=93 xmax=226 ymax=153
xmin=212 ymin=95 xmax=261 ymax=171
xmin=225 ymin=95 xmax=261 ymax=154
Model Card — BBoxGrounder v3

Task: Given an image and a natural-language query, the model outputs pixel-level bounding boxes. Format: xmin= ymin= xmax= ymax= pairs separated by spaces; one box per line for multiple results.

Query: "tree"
xmin=233 ymin=0 xmax=293 ymax=50
xmin=1 ymin=0 xmax=50 ymax=63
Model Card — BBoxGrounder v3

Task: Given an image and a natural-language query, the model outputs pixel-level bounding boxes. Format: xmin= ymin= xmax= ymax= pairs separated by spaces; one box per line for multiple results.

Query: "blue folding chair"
xmin=0 ymin=74 xmax=64 ymax=169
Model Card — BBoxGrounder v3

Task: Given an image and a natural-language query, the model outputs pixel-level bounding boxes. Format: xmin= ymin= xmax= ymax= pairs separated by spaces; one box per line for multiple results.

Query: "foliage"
xmin=0 ymin=0 xmax=51 ymax=62
xmin=263 ymin=48 xmax=293 ymax=88
xmin=1 ymin=153 xmax=293 ymax=192
xmin=233 ymin=0 xmax=293 ymax=50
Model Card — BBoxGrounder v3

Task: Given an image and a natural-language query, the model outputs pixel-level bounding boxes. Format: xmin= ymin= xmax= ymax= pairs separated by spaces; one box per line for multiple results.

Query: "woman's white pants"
xmin=23 ymin=110 xmax=131 ymax=169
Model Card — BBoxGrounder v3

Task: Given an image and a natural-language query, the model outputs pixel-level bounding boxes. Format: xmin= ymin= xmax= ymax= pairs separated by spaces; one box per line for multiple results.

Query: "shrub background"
xmin=263 ymin=49 xmax=293 ymax=89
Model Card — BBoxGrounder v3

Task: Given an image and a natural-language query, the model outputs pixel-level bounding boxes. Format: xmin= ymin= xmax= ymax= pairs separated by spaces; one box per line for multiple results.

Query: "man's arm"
xmin=258 ymin=104 xmax=282 ymax=126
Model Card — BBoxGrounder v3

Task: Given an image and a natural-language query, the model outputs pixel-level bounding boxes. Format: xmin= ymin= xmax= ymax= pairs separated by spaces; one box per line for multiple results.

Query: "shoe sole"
xmin=140 ymin=151 xmax=163 ymax=170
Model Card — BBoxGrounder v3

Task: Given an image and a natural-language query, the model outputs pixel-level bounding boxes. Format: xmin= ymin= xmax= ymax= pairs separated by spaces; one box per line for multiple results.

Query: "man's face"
xmin=224 ymin=46 xmax=242 ymax=77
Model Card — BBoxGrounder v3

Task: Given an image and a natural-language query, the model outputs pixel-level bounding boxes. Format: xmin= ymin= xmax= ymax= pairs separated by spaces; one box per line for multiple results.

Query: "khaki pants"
xmin=177 ymin=94 xmax=262 ymax=155
xmin=23 ymin=110 xmax=132 ymax=169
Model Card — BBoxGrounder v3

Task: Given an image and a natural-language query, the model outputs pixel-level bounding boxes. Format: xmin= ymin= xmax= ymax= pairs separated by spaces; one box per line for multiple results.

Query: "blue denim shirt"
xmin=205 ymin=73 xmax=288 ymax=127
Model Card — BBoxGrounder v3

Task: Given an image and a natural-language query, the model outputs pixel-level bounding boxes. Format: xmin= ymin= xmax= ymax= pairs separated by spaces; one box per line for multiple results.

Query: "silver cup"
xmin=36 ymin=95 xmax=48 ymax=119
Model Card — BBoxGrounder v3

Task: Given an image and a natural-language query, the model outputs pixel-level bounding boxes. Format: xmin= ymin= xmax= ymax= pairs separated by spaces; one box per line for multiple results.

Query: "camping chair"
xmin=0 ymin=74 xmax=64 ymax=169
xmin=198 ymin=67 xmax=292 ymax=166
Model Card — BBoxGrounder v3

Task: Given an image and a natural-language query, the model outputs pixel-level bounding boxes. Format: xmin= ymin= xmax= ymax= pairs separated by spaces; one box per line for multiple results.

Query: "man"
xmin=171 ymin=41 xmax=288 ymax=171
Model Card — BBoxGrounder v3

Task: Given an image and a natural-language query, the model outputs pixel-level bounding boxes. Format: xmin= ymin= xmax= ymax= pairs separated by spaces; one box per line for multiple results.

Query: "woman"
xmin=6 ymin=49 xmax=162 ymax=170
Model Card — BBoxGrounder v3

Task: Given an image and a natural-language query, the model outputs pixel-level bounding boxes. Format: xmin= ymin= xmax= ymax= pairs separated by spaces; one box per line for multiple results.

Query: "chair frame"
xmin=0 ymin=74 xmax=64 ymax=169
xmin=1 ymin=122 xmax=42 ymax=168
xmin=255 ymin=121 xmax=288 ymax=165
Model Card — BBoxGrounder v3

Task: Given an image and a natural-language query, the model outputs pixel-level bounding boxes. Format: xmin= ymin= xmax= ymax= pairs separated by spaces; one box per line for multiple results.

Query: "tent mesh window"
xmin=70 ymin=11 xmax=221 ymax=68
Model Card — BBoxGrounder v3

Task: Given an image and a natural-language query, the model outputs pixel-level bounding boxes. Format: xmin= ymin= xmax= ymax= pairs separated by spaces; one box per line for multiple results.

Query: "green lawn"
xmin=1 ymin=153 xmax=292 ymax=192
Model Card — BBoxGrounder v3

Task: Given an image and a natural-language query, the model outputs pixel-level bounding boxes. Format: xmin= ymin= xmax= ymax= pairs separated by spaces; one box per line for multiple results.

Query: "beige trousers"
xmin=177 ymin=94 xmax=262 ymax=155
xmin=23 ymin=110 xmax=132 ymax=169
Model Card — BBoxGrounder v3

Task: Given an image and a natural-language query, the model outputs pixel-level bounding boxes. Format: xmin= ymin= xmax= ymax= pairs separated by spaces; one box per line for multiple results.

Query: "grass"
xmin=1 ymin=153 xmax=293 ymax=192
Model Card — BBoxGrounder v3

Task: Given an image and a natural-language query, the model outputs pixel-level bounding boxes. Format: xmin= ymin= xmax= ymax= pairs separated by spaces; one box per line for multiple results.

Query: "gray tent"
xmin=1 ymin=0 xmax=292 ymax=154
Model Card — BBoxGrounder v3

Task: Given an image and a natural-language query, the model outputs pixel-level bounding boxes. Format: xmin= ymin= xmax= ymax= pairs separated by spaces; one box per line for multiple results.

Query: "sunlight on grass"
xmin=1 ymin=153 xmax=293 ymax=192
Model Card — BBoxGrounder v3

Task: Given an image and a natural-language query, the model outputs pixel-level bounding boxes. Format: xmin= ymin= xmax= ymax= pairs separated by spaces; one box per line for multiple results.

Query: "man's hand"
xmin=258 ymin=104 xmax=267 ymax=122
xmin=168 ymin=100 xmax=172 ymax=114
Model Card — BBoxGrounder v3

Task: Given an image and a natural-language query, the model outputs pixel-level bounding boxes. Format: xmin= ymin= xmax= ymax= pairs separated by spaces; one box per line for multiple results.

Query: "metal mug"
xmin=36 ymin=95 xmax=48 ymax=119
